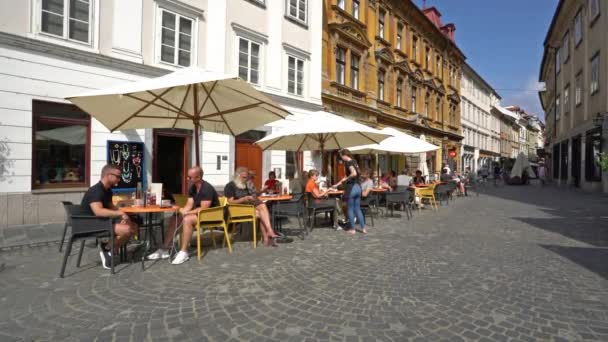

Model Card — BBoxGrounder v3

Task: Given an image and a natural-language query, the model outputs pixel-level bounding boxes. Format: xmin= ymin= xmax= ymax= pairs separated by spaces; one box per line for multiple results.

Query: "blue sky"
xmin=414 ymin=0 xmax=558 ymax=119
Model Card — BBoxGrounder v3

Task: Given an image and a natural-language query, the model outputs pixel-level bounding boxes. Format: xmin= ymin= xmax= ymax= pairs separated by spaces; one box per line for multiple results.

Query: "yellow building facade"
xmin=322 ymin=0 xmax=465 ymax=174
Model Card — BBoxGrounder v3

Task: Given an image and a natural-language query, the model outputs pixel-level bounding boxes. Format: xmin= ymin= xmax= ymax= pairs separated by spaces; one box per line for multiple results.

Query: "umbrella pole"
xmin=193 ymin=84 xmax=200 ymax=166
xmin=194 ymin=122 xmax=201 ymax=166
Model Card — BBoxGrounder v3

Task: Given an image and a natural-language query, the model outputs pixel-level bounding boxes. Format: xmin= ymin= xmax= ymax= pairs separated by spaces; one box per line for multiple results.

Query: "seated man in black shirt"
xmin=148 ymin=166 xmax=219 ymax=265
xmin=81 ymin=164 xmax=138 ymax=269
xmin=224 ymin=166 xmax=280 ymax=247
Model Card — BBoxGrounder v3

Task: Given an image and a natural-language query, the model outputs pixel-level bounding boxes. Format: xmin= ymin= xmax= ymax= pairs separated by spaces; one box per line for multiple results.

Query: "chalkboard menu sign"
xmin=107 ymin=140 xmax=145 ymax=192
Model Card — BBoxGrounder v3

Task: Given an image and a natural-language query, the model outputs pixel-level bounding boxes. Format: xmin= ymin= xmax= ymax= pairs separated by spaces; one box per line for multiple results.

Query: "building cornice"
xmin=0 ymin=32 xmax=168 ymax=78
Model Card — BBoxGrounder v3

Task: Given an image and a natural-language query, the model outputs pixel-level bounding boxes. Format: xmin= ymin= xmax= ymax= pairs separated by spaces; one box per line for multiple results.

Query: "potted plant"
xmin=600 ymin=152 xmax=608 ymax=172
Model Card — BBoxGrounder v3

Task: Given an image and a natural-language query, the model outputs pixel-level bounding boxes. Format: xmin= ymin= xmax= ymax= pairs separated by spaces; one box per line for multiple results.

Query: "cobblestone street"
xmin=1 ymin=184 xmax=607 ymax=341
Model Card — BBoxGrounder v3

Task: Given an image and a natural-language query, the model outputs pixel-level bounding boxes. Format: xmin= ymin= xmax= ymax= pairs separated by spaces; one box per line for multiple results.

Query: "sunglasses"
xmin=109 ymin=173 xmax=121 ymax=178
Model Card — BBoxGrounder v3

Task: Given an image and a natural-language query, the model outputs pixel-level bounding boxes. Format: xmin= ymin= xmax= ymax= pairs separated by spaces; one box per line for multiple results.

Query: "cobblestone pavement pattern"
xmin=0 ymin=184 xmax=607 ymax=341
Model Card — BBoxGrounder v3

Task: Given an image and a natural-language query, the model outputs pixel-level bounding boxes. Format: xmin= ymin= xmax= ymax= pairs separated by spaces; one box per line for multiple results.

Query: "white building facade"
xmin=0 ymin=0 xmax=322 ymax=227
xmin=460 ymin=62 xmax=501 ymax=173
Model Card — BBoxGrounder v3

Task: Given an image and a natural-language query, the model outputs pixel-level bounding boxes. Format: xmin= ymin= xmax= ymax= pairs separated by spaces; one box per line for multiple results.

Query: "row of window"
xmin=462 ymin=99 xmax=498 ymax=132
xmin=555 ymin=53 xmax=600 ymax=121
xmin=461 ymin=77 xmax=493 ymax=107
xmin=555 ymin=0 xmax=600 ymax=72
xmin=374 ymin=4 xmax=458 ymax=85
xmin=463 ymin=127 xmax=499 ymax=152
xmin=39 ymin=0 xmax=309 ymax=68
xmin=337 ymin=0 xmax=360 ymax=20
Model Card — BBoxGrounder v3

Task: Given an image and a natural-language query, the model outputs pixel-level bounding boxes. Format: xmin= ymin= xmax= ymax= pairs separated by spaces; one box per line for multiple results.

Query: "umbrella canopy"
xmin=349 ymin=127 xmax=440 ymax=154
xmin=255 ymin=111 xmax=391 ymax=152
xmin=66 ymin=67 xmax=290 ymax=164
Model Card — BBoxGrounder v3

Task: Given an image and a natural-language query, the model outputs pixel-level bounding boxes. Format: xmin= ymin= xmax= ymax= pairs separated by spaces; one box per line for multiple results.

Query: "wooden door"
xmin=236 ymin=141 xmax=263 ymax=190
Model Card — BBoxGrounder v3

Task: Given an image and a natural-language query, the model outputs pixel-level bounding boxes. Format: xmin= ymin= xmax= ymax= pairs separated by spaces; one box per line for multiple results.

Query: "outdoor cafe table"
xmin=369 ymin=187 xmax=388 ymax=216
xmin=121 ymin=205 xmax=179 ymax=270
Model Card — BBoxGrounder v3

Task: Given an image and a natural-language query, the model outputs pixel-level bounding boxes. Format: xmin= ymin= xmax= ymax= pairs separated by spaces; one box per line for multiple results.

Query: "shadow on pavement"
xmin=540 ymin=244 xmax=608 ymax=280
xmin=514 ymin=215 xmax=608 ymax=247
xmin=479 ymin=185 xmax=608 ymax=247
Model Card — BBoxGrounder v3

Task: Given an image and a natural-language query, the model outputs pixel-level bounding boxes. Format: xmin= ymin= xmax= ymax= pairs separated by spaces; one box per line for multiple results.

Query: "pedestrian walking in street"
xmin=538 ymin=161 xmax=547 ymax=187
xmin=493 ymin=164 xmax=501 ymax=187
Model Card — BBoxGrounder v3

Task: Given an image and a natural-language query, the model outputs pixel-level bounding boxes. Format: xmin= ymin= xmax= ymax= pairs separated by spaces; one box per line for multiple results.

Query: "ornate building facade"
xmin=321 ymin=0 xmax=465 ymax=175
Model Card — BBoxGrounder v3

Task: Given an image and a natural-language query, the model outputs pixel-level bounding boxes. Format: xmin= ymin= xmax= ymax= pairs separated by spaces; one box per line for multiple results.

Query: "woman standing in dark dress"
xmin=332 ymin=149 xmax=367 ymax=234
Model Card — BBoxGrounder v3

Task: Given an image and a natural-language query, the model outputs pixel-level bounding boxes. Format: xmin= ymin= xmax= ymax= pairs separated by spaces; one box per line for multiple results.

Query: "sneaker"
xmin=99 ymin=243 xmax=112 ymax=270
xmin=147 ymin=248 xmax=170 ymax=260
xmin=334 ymin=225 xmax=343 ymax=231
xmin=171 ymin=251 xmax=190 ymax=265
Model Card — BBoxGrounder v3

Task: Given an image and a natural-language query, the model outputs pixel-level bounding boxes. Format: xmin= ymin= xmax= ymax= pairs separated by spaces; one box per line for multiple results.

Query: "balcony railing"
xmin=331 ymin=82 xmax=366 ymax=103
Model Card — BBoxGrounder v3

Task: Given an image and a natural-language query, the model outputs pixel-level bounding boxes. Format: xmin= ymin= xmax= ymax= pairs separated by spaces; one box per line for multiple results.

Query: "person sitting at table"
xmin=305 ymin=169 xmax=329 ymax=198
xmin=378 ymin=172 xmax=392 ymax=191
xmin=411 ymin=170 xmax=426 ymax=185
xmin=81 ymin=164 xmax=138 ymax=269
xmin=360 ymin=169 xmax=374 ymax=198
xmin=440 ymin=168 xmax=453 ymax=183
xmin=148 ymin=166 xmax=219 ymax=265
xmin=225 ymin=167 xmax=281 ymax=247
xmin=388 ymin=170 xmax=398 ymax=190
xmin=261 ymin=171 xmax=280 ymax=194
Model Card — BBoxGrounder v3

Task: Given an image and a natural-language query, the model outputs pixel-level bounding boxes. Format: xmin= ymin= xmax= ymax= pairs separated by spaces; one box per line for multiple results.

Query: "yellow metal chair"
xmin=225 ymin=201 xmax=258 ymax=248
xmin=417 ymin=183 xmax=438 ymax=211
xmin=173 ymin=194 xmax=188 ymax=208
xmin=195 ymin=200 xmax=231 ymax=260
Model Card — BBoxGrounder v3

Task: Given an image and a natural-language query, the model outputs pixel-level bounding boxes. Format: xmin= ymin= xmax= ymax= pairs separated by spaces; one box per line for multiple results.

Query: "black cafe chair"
xmin=59 ymin=204 xmax=122 ymax=278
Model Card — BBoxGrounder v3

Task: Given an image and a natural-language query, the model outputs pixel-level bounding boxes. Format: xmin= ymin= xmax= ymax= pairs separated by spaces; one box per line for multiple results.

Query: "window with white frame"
xmin=378 ymin=9 xmax=385 ymax=39
xmin=287 ymin=56 xmax=304 ymax=95
xmin=590 ymin=53 xmax=600 ymax=94
xmin=160 ymin=9 xmax=194 ymax=67
xmin=396 ymin=78 xmax=402 ymax=107
xmin=40 ymin=0 xmax=92 ymax=44
xmin=589 ymin=0 xmax=600 ymax=21
xmin=555 ymin=94 xmax=561 ymax=121
xmin=575 ymin=71 xmax=582 ymax=105
xmin=336 ymin=47 xmax=346 ymax=85
xmin=287 ymin=0 xmax=307 ymax=23
xmin=352 ymin=0 xmax=359 ymax=19
xmin=238 ymin=37 xmax=261 ymax=85
xmin=350 ymin=54 xmax=359 ymax=89
xmin=337 ymin=0 xmax=345 ymax=10
xmin=575 ymin=10 xmax=583 ymax=45
xmin=411 ymin=85 xmax=417 ymax=112
xmin=564 ymin=84 xmax=570 ymax=114
xmin=397 ymin=23 xmax=403 ymax=49
xmin=377 ymin=70 xmax=385 ymax=100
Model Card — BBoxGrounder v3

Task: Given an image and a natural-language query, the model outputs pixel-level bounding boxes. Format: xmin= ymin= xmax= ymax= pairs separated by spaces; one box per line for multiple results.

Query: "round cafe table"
xmin=326 ymin=190 xmax=344 ymax=196
xmin=258 ymin=194 xmax=293 ymax=202
xmin=121 ymin=205 xmax=179 ymax=270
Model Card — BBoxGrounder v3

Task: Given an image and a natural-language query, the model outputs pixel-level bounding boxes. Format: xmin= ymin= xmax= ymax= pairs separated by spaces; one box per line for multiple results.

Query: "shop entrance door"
xmin=236 ymin=141 xmax=263 ymax=190
xmin=153 ymin=129 xmax=190 ymax=195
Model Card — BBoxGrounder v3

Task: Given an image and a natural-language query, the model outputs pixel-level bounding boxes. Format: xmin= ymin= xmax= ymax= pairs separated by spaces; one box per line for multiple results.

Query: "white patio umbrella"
xmin=66 ymin=67 xmax=290 ymax=164
xmin=349 ymin=127 xmax=439 ymax=179
xmin=255 ymin=111 xmax=391 ymax=152
xmin=349 ymin=127 xmax=440 ymax=154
